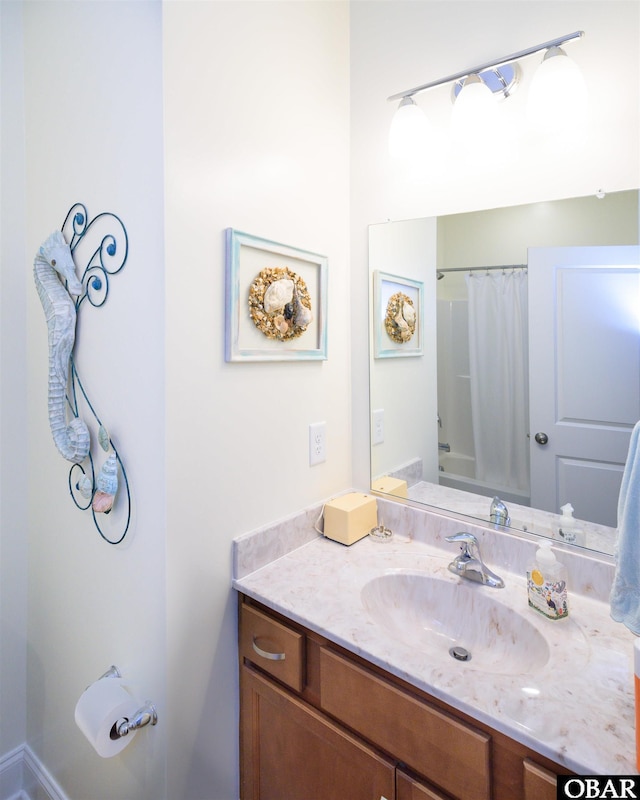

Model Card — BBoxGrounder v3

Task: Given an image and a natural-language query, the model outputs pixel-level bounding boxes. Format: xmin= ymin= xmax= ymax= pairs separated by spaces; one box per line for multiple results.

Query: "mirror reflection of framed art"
xmin=373 ymin=270 xmax=423 ymax=358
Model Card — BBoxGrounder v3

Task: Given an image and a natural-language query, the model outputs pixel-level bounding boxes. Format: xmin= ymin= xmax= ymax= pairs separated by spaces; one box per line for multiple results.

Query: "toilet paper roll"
xmin=74 ymin=677 xmax=139 ymax=757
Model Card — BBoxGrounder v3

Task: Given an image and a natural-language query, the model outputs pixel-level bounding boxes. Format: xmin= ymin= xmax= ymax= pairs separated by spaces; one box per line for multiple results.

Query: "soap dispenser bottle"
xmin=527 ymin=540 xmax=569 ymax=620
xmin=558 ymin=503 xmax=584 ymax=545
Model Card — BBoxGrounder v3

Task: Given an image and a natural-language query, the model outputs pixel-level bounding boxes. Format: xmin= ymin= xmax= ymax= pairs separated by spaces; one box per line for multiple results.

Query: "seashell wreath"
xmin=384 ymin=292 xmax=417 ymax=343
xmin=248 ymin=267 xmax=313 ymax=340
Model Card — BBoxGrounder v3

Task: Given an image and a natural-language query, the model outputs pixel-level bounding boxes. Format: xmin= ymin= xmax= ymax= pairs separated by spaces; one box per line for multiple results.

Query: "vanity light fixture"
xmin=388 ymin=31 xmax=585 ymax=157
xmin=526 ymin=45 xmax=588 ymax=133
xmin=450 ymin=73 xmax=500 ymax=150
xmin=388 ymin=96 xmax=432 ymax=158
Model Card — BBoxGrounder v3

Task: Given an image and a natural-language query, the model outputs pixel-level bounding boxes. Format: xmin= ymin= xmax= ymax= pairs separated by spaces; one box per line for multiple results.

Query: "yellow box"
xmin=371 ymin=477 xmax=408 ymax=499
xmin=323 ymin=493 xmax=378 ymax=546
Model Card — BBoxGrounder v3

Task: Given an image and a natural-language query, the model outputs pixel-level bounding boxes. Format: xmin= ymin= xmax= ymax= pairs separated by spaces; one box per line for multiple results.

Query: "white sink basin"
xmin=361 ymin=571 xmax=551 ymax=676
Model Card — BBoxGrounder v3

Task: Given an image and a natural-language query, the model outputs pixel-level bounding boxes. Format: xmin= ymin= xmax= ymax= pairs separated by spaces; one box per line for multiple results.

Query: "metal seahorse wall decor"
xmin=34 ymin=230 xmax=91 ymax=463
xmin=33 ymin=204 xmax=131 ymax=545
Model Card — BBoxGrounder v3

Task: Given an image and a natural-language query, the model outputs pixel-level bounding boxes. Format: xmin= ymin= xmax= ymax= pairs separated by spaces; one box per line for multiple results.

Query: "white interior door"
xmin=528 ymin=245 xmax=640 ymax=527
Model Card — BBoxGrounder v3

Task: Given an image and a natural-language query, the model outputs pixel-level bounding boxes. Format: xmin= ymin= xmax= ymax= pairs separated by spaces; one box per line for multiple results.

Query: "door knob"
xmin=534 ymin=432 xmax=549 ymax=445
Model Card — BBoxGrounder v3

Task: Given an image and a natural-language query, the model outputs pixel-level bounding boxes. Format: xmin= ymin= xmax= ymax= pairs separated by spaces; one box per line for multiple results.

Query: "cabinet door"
xmin=397 ymin=770 xmax=449 ymax=800
xmin=241 ymin=664 xmax=395 ymax=800
xmin=523 ymin=758 xmax=557 ymax=800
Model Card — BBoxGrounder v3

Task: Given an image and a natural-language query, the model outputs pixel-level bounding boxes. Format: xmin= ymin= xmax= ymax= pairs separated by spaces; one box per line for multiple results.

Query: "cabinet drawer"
xmin=239 ymin=603 xmax=304 ymax=692
xmin=320 ymin=647 xmax=490 ymax=800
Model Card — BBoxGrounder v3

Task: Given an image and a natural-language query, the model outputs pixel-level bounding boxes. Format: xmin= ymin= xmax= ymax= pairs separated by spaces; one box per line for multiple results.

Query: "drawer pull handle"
xmin=252 ymin=636 xmax=286 ymax=661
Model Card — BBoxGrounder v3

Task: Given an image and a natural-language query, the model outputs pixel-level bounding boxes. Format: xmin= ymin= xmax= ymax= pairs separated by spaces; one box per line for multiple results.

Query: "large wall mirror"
xmin=369 ymin=190 xmax=640 ymax=556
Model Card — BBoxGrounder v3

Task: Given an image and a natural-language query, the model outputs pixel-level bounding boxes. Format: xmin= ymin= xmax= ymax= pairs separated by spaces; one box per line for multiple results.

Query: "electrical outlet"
xmin=372 ymin=409 xmax=384 ymax=445
xmin=309 ymin=422 xmax=326 ymax=466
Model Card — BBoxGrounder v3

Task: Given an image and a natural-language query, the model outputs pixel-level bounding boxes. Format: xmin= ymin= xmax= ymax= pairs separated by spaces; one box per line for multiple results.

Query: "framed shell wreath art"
xmin=373 ymin=270 xmax=423 ymax=358
xmin=225 ymin=229 xmax=327 ymax=361
xmin=249 ymin=267 xmax=313 ymax=341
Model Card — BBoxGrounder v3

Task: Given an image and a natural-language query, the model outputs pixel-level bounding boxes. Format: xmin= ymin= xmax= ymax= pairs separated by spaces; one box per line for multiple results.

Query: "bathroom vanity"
xmin=239 ymin=595 xmax=568 ymax=800
xmin=233 ymin=498 xmax=636 ymax=799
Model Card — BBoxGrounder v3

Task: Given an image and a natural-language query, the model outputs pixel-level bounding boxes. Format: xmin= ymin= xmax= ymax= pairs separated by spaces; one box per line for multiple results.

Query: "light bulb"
xmin=527 ymin=46 xmax=588 ymax=135
xmin=451 ymin=74 xmax=499 ymax=151
xmin=389 ymin=97 xmax=431 ymax=159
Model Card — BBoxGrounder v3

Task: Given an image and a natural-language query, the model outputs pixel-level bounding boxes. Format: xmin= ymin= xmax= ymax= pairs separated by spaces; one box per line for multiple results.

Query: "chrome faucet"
xmin=490 ymin=496 xmax=510 ymax=527
xmin=445 ymin=532 xmax=505 ymax=588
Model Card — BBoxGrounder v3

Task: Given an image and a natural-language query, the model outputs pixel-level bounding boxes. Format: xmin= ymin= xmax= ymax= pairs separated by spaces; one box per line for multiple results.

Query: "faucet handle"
xmin=445 ymin=532 xmax=505 ymax=589
xmin=445 ymin=532 xmax=478 ymax=546
xmin=445 ymin=532 xmax=478 ymax=558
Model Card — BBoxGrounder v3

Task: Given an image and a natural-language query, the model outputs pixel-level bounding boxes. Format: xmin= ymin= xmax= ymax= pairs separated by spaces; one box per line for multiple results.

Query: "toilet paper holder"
xmin=98 ymin=665 xmax=158 ymax=740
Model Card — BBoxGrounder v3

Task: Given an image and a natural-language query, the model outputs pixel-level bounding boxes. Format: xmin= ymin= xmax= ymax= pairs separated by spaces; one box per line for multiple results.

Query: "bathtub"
xmin=438 ymin=451 xmax=530 ymax=506
xmin=438 ymin=451 xmax=475 ymax=479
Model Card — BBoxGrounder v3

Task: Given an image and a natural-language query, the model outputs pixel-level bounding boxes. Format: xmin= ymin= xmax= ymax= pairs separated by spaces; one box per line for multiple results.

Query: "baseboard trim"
xmin=0 ymin=745 xmax=24 ymax=800
xmin=1 ymin=744 xmax=68 ymax=800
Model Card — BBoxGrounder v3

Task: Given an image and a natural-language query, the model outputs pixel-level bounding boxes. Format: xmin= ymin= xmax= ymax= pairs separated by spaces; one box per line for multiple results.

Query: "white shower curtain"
xmin=466 ymin=270 xmax=529 ymax=492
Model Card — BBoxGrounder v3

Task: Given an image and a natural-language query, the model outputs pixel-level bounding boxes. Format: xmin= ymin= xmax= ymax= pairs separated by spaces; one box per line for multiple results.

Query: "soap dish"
xmin=369 ymin=525 xmax=393 ymax=542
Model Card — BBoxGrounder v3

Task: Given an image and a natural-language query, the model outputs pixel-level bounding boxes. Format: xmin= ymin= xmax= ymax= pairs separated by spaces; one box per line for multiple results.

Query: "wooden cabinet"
xmin=523 ymin=758 xmax=557 ymax=800
xmin=241 ymin=665 xmax=395 ymax=800
xmin=397 ymin=771 xmax=450 ymax=800
xmin=320 ymin=647 xmax=490 ymax=800
xmin=239 ymin=596 xmax=569 ymax=800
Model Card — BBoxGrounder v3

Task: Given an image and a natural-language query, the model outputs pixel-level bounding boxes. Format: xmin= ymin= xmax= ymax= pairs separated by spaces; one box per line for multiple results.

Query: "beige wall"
xmin=369 ymin=218 xmax=439 ymax=483
xmin=437 ymin=190 xmax=640 ymax=300
xmin=22 ymin=2 xmax=166 ymax=798
xmin=0 ymin=0 xmax=28 ymax=767
xmin=3 ymin=1 xmax=350 ymax=797
xmin=163 ymin=3 xmax=350 ymax=798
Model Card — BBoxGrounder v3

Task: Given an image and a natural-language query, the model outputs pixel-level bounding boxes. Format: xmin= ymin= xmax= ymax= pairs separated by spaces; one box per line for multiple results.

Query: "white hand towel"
xmin=610 ymin=419 xmax=640 ymax=634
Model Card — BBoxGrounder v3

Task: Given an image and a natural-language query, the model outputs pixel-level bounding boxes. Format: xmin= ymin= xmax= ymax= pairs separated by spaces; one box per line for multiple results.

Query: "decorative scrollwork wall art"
xmin=225 ymin=229 xmax=327 ymax=361
xmin=373 ymin=270 xmax=423 ymax=358
xmin=33 ymin=203 xmax=131 ymax=545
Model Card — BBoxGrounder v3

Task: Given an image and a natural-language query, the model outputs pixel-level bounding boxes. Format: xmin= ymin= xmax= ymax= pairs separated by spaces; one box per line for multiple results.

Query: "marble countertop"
xmin=233 ymin=516 xmax=637 ymax=775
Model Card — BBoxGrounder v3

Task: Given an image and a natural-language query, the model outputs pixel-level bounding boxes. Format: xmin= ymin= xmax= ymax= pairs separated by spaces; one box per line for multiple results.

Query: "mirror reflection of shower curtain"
xmin=466 ymin=270 xmax=529 ymax=491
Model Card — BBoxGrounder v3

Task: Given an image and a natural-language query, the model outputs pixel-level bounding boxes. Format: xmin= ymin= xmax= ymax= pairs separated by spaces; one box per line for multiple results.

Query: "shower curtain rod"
xmin=438 ymin=264 xmax=527 ymax=274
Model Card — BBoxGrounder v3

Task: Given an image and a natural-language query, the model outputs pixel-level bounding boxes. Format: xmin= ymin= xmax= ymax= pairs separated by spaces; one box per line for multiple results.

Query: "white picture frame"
xmin=225 ymin=229 xmax=328 ymax=362
xmin=373 ymin=270 xmax=423 ymax=358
